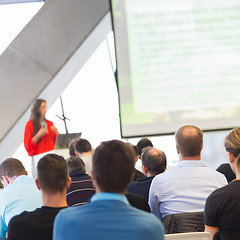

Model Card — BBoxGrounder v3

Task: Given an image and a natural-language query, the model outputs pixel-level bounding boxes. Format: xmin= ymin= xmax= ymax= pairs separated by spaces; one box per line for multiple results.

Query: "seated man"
xmin=66 ymin=156 xmax=95 ymax=206
xmin=53 ymin=140 xmax=164 ymax=240
xmin=0 ymin=158 xmax=41 ymax=239
xmin=149 ymin=125 xmax=227 ymax=220
xmin=74 ymin=138 xmax=93 ymax=175
xmin=205 ymin=128 xmax=240 ymax=238
xmin=8 ymin=154 xmax=71 ymax=240
xmin=128 ymin=147 xmax=166 ymax=200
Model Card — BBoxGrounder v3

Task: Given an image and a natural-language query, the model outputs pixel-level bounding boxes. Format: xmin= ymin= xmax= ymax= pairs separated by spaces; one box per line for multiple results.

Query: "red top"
xmin=24 ymin=119 xmax=57 ymax=156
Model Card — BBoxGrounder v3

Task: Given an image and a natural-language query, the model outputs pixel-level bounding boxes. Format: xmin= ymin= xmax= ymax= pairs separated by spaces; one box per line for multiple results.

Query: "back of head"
xmin=175 ymin=125 xmax=203 ymax=158
xmin=74 ymin=138 xmax=92 ymax=154
xmin=0 ymin=158 xmax=26 ymax=179
xmin=141 ymin=147 xmax=167 ymax=175
xmin=37 ymin=154 xmax=68 ymax=193
xmin=224 ymin=128 xmax=240 ymax=170
xmin=68 ymin=139 xmax=78 ymax=156
xmin=66 ymin=156 xmax=86 ymax=175
xmin=92 ymin=140 xmax=135 ymax=193
xmin=136 ymin=138 xmax=153 ymax=156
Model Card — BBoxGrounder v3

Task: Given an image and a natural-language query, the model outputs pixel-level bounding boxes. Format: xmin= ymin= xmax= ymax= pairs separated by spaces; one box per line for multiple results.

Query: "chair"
xmin=162 ymin=212 xmax=205 ymax=234
xmin=165 ymin=232 xmax=212 ymax=240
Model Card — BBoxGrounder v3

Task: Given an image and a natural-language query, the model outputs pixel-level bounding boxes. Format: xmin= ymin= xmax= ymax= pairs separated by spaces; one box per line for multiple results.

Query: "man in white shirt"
xmin=149 ymin=125 xmax=227 ymax=220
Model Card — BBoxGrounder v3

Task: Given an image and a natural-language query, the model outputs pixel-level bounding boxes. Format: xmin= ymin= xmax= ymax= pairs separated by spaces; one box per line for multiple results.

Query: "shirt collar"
xmin=176 ymin=160 xmax=207 ymax=167
xmin=91 ymin=192 xmax=129 ymax=205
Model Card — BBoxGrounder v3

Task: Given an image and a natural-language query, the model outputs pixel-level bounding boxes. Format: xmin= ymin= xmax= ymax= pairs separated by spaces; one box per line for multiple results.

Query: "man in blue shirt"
xmin=53 ymin=140 xmax=164 ymax=240
xmin=0 ymin=158 xmax=42 ymax=239
xmin=149 ymin=125 xmax=228 ymax=220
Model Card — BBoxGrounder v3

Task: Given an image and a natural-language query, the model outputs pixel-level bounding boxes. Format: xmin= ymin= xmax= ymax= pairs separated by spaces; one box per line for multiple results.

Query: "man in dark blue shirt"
xmin=128 ymin=147 xmax=167 ymax=200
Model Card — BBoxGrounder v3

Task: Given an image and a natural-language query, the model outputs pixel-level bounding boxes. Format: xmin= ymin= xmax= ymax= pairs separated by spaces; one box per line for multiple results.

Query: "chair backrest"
xmin=165 ymin=232 xmax=212 ymax=240
xmin=162 ymin=212 xmax=204 ymax=234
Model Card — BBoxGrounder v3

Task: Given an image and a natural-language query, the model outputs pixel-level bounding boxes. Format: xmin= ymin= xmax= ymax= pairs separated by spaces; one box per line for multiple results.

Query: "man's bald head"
xmin=141 ymin=147 xmax=166 ymax=176
xmin=175 ymin=125 xmax=203 ymax=159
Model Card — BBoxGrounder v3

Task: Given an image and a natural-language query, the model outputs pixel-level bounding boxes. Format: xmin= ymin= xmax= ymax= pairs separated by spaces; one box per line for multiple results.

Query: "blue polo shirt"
xmin=53 ymin=192 xmax=164 ymax=240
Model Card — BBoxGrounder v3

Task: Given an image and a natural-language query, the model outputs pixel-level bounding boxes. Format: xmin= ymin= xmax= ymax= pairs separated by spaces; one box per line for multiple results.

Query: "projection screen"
xmin=111 ymin=0 xmax=240 ymax=137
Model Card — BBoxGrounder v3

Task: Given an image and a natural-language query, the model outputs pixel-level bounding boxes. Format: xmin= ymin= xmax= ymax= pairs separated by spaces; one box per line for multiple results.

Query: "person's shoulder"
xmin=131 ymin=207 xmax=163 ymax=228
xmin=9 ymin=210 xmax=36 ymax=228
xmin=25 ymin=119 xmax=33 ymax=127
xmin=46 ymin=119 xmax=53 ymax=125
xmin=207 ymin=183 xmax=229 ymax=201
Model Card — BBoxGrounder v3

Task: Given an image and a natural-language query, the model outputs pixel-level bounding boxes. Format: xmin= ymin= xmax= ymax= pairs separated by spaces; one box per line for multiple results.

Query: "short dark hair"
xmin=136 ymin=138 xmax=153 ymax=156
xmin=69 ymin=139 xmax=78 ymax=156
xmin=74 ymin=139 xmax=92 ymax=154
xmin=141 ymin=147 xmax=167 ymax=175
xmin=175 ymin=125 xmax=203 ymax=158
xmin=37 ymin=154 xmax=68 ymax=193
xmin=92 ymin=140 xmax=135 ymax=193
xmin=66 ymin=156 xmax=86 ymax=175
xmin=0 ymin=158 xmax=26 ymax=180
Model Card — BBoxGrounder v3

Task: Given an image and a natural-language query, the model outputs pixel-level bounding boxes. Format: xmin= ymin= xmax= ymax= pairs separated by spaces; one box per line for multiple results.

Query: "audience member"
xmin=129 ymin=144 xmax=145 ymax=181
xmin=216 ymin=163 xmax=236 ymax=183
xmin=8 ymin=154 xmax=70 ymax=240
xmin=136 ymin=138 xmax=153 ymax=156
xmin=66 ymin=156 xmax=95 ymax=206
xmin=74 ymin=138 xmax=93 ymax=175
xmin=53 ymin=140 xmax=164 ymax=240
xmin=68 ymin=138 xmax=79 ymax=156
xmin=149 ymin=125 xmax=227 ymax=220
xmin=0 ymin=158 xmax=41 ymax=239
xmin=128 ymin=147 xmax=166 ymax=200
xmin=205 ymin=128 xmax=240 ymax=238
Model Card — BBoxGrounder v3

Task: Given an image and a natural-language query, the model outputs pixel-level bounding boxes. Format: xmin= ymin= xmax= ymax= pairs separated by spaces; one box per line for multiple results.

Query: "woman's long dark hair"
xmin=30 ymin=99 xmax=46 ymax=136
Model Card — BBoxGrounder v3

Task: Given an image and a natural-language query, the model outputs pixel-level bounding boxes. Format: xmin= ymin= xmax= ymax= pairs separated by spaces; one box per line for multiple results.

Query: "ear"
xmin=176 ymin=146 xmax=180 ymax=154
xmin=66 ymin=177 xmax=71 ymax=189
xmin=25 ymin=171 xmax=28 ymax=176
xmin=35 ymin=179 xmax=41 ymax=190
xmin=227 ymin=152 xmax=235 ymax=163
xmin=2 ymin=176 xmax=9 ymax=184
xmin=142 ymin=165 xmax=148 ymax=175
xmin=91 ymin=169 xmax=95 ymax=181
xmin=75 ymin=151 xmax=79 ymax=157
xmin=135 ymin=155 xmax=140 ymax=163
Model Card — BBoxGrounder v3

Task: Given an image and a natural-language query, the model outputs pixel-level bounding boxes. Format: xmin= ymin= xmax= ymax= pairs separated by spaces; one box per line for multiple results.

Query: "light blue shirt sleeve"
xmin=149 ymin=176 xmax=162 ymax=219
xmin=0 ymin=215 xmax=7 ymax=240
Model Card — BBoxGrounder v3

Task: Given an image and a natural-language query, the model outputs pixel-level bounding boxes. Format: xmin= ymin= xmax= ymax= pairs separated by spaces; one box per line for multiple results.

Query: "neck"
xmin=41 ymin=190 xmax=68 ymax=208
xmin=81 ymin=151 xmax=92 ymax=157
xmin=146 ymin=172 xmax=155 ymax=177
xmin=179 ymin=155 xmax=201 ymax=161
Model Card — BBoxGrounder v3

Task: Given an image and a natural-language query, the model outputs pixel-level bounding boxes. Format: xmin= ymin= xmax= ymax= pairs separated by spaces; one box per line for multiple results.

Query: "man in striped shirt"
xmin=66 ymin=156 xmax=95 ymax=206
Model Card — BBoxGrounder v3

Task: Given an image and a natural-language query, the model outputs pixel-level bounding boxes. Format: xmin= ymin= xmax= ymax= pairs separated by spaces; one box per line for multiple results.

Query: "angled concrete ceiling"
xmin=0 ymin=0 xmax=44 ymax=4
xmin=0 ymin=0 xmax=111 ymax=160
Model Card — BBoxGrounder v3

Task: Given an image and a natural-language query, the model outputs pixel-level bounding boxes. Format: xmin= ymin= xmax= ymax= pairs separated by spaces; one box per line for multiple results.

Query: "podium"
xmin=55 ymin=133 xmax=82 ymax=149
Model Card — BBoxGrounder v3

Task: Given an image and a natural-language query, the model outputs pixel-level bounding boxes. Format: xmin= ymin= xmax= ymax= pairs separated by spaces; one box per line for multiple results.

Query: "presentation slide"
xmin=111 ymin=0 xmax=240 ymax=137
